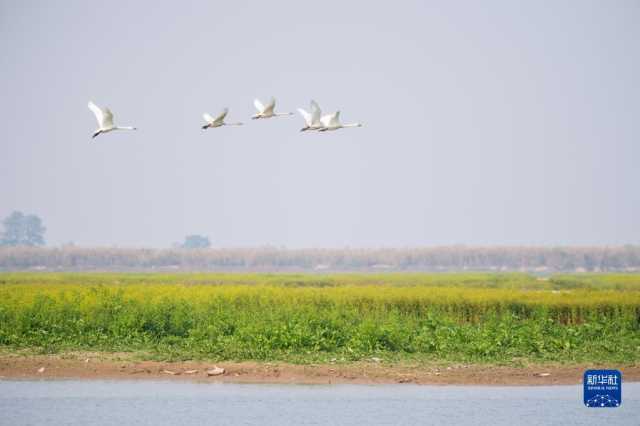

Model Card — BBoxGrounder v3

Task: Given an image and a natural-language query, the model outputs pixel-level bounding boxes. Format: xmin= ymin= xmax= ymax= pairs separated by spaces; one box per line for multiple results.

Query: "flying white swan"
xmin=297 ymin=100 xmax=324 ymax=131
xmin=252 ymin=97 xmax=293 ymax=119
xmin=202 ymin=108 xmax=243 ymax=129
xmin=319 ymin=111 xmax=363 ymax=131
xmin=88 ymin=101 xmax=137 ymax=139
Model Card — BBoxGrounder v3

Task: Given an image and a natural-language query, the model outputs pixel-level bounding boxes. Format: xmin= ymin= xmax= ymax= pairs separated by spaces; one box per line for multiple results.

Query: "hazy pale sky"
xmin=1 ymin=1 xmax=638 ymax=247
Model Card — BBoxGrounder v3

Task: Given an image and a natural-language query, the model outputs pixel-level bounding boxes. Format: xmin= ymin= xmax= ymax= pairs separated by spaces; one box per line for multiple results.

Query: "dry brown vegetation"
xmin=0 ymin=246 xmax=639 ymax=272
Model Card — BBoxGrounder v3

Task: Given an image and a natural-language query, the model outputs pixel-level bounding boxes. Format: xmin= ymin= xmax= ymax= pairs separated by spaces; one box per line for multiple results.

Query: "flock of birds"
xmin=88 ymin=98 xmax=363 ymax=139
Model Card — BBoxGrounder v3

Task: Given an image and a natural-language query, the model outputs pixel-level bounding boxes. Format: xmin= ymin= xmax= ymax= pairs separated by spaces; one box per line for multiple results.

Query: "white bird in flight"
xmin=202 ymin=108 xmax=243 ymax=129
xmin=297 ymin=100 xmax=324 ymax=131
xmin=88 ymin=101 xmax=137 ymax=139
xmin=319 ymin=111 xmax=363 ymax=131
xmin=252 ymin=97 xmax=293 ymax=119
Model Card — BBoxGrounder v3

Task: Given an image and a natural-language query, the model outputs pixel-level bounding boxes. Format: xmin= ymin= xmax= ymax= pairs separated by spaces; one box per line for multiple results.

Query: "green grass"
xmin=0 ymin=272 xmax=639 ymax=364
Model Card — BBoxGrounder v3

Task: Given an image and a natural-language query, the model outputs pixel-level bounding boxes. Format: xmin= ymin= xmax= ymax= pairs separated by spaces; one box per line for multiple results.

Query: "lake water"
xmin=0 ymin=380 xmax=638 ymax=425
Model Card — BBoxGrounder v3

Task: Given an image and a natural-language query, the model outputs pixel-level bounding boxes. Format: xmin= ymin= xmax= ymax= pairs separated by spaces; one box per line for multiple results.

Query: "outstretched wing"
xmin=203 ymin=113 xmax=215 ymax=123
xmin=88 ymin=101 xmax=106 ymax=127
xmin=89 ymin=101 xmax=114 ymax=128
xmin=329 ymin=110 xmax=341 ymax=127
xmin=320 ymin=111 xmax=337 ymax=127
xmin=254 ymin=98 xmax=265 ymax=113
xmin=262 ymin=97 xmax=276 ymax=114
xmin=310 ymin=100 xmax=321 ymax=125
xmin=102 ymin=107 xmax=114 ymax=127
xmin=213 ymin=108 xmax=228 ymax=125
xmin=297 ymin=108 xmax=312 ymax=126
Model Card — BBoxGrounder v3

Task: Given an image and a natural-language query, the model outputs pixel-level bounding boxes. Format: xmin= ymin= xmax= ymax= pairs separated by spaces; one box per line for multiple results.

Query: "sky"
xmin=1 ymin=0 xmax=638 ymax=248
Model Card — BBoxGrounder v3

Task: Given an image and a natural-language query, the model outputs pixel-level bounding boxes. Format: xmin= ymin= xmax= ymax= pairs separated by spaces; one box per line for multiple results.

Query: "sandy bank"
xmin=1 ymin=353 xmax=638 ymax=385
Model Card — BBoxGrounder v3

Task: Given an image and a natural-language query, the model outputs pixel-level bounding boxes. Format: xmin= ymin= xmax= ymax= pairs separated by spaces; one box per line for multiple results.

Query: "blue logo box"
xmin=584 ymin=369 xmax=621 ymax=407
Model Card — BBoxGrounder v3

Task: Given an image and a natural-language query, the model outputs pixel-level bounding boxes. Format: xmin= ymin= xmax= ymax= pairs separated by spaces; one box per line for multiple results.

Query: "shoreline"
xmin=1 ymin=353 xmax=638 ymax=385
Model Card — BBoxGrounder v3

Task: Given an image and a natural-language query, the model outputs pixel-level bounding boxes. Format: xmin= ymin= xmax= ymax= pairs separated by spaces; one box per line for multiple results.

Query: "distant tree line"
xmin=1 ymin=246 xmax=639 ymax=272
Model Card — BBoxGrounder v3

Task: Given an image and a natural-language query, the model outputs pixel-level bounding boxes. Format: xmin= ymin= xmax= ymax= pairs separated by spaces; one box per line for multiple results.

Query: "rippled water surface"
xmin=1 ymin=380 xmax=638 ymax=425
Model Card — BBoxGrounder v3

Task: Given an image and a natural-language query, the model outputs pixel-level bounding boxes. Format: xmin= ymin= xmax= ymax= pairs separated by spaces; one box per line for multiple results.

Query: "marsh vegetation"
xmin=0 ymin=273 xmax=638 ymax=364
